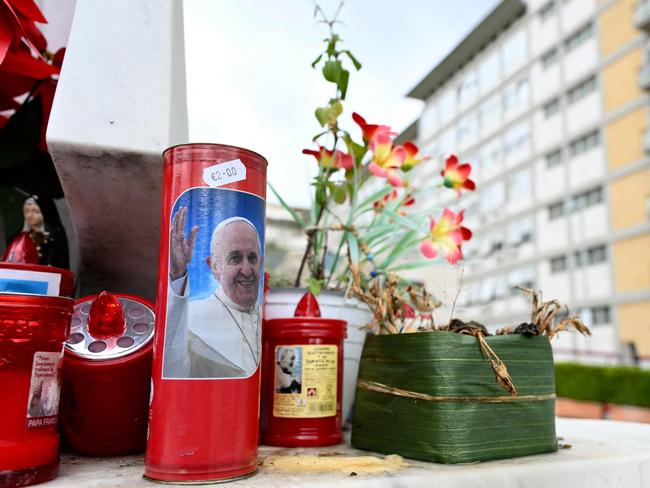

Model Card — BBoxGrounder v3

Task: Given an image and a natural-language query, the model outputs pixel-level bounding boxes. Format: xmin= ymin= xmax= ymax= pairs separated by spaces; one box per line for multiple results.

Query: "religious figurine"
xmin=16 ymin=195 xmax=69 ymax=269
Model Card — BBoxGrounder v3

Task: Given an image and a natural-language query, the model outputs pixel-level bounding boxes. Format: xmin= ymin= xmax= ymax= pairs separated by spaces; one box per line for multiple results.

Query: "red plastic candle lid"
xmin=65 ymin=292 xmax=154 ymax=360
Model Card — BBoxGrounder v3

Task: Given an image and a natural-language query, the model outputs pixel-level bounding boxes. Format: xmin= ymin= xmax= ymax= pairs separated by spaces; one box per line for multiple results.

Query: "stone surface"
xmin=47 ymin=0 xmax=188 ymax=300
xmin=42 ymin=418 xmax=650 ymax=487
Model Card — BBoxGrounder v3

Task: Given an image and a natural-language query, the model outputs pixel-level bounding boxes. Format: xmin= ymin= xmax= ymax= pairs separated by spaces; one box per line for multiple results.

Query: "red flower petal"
xmin=457 ymin=163 xmax=472 ymax=179
xmin=460 ymin=226 xmax=472 ymax=241
xmin=463 ymin=179 xmax=476 ymax=191
xmin=445 ymin=154 xmax=459 ymax=170
xmin=8 ymin=0 xmax=47 ymax=23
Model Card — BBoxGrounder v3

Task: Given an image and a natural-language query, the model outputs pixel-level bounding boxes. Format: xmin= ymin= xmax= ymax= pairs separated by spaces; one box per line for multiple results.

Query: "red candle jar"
xmin=0 ymin=293 xmax=73 ymax=487
xmin=262 ymin=292 xmax=346 ymax=446
xmin=146 ymin=143 xmax=267 ymax=483
xmin=60 ymin=291 xmax=154 ymax=456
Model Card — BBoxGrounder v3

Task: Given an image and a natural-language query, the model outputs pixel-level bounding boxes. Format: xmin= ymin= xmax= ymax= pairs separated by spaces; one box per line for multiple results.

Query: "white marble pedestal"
xmin=41 ymin=418 xmax=650 ymax=487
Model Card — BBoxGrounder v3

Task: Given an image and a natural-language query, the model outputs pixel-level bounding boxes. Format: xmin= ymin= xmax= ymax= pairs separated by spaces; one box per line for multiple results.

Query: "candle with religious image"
xmin=0 ymin=294 xmax=73 ymax=487
xmin=145 ymin=144 xmax=267 ymax=482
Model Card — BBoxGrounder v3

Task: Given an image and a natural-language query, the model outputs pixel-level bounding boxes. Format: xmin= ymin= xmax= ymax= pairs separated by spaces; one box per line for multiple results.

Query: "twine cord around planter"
xmin=357 ymin=379 xmax=555 ymax=403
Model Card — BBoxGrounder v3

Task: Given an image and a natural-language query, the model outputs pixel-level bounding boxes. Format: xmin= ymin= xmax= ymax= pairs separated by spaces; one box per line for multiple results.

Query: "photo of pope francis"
xmin=163 ymin=207 xmax=262 ymax=379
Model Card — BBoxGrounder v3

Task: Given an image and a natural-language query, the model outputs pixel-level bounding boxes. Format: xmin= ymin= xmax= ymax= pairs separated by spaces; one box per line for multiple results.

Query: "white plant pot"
xmin=264 ymin=287 xmax=372 ymax=424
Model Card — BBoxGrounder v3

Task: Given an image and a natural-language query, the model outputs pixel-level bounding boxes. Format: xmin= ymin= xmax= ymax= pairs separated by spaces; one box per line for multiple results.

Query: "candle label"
xmin=273 ymin=345 xmax=337 ymax=418
xmin=25 ymin=350 xmax=63 ymax=429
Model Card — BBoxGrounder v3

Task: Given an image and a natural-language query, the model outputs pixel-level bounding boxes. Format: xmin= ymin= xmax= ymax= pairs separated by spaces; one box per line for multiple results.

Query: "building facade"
xmin=405 ymin=0 xmax=650 ymax=365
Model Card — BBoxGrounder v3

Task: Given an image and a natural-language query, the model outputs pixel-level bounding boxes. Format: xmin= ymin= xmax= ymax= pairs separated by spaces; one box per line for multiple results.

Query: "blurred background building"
xmin=401 ymin=0 xmax=650 ymax=366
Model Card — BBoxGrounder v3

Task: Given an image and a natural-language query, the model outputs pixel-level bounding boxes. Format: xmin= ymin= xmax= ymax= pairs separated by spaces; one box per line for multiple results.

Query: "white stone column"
xmin=47 ymin=0 xmax=188 ymax=299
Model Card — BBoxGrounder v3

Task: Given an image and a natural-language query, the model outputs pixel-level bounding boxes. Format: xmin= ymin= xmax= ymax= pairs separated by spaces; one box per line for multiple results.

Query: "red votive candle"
xmin=262 ymin=291 xmax=346 ymax=446
xmin=0 ymin=294 xmax=73 ymax=487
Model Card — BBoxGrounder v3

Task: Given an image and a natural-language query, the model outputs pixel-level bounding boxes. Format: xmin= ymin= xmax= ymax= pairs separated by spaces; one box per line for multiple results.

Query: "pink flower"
xmin=352 ymin=112 xmax=394 ymax=144
xmin=401 ymin=142 xmax=429 ymax=171
xmin=368 ymin=133 xmax=406 ymax=187
xmin=440 ymin=155 xmax=475 ymax=195
xmin=303 ymin=146 xmax=353 ymax=170
xmin=420 ymin=208 xmax=472 ymax=264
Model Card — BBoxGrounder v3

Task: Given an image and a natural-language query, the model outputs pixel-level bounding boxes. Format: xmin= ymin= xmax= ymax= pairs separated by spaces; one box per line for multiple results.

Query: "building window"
xmin=574 ymin=244 xmax=607 ymax=267
xmin=507 ymin=218 xmax=534 ymax=248
xmin=508 ymin=168 xmax=533 ymax=202
xmin=588 ymin=245 xmax=607 ymax=264
xmin=502 ymin=29 xmax=528 ymax=74
xmin=457 ymin=112 xmax=478 ymax=145
xmin=545 ymin=148 xmax=563 ymax=168
xmin=569 ymin=130 xmax=600 ymax=157
xmin=550 ymin=255 xmax=567 ymax=273
xmin=567 ymin=76 xmax=597 ymax=104
xmin=539 ymin=1 xmax=556 ymax=21
xmin=479 ymin=52 xmax=500 ymax=93
xmin=543 ymin=98 xmax=561 ymax=118
xmin=591 ymin=306 xmax=611 ymax=325
xmin=481 ymin=181 xmax=506 ymax=213
xmin=458 ymin=71 xmax=479 ymax=109
xmin=541 ymin=48 xmax=558 ymax=69
xmin=504 ymin=121 xmax=531 ymax=157
xmin=480 ymin=94 xmax=502 ymax=132
xmin=548 ymin=201 xmax=565 ymax=219
xmin=565 ymin=23 xmax=593 ymax=52
xmin=503 ymin=78 xmax=529 ymax=114
xmin=481 ymin=138 xmax=502 ymax=174
xmin=570 ymin=186 xmax=603 ymax=211
xmin=438 ymin=90 xmax=455 ymax=124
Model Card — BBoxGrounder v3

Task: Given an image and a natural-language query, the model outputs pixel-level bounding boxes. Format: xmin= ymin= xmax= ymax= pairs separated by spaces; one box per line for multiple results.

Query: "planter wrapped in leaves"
xmin=351 ymin=331 xmax=558 ymax=463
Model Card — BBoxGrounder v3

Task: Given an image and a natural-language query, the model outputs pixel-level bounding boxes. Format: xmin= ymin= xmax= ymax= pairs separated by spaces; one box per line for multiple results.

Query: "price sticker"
xmin=202 ymin=159 xmax=247 ymax=188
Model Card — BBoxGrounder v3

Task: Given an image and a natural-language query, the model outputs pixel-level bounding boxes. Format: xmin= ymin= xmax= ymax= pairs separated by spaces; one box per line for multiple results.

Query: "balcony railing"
xmin=644 ymin=126 xmax=650 ymax=154
xmin=635 ymin=1 xmax=650 ymax=31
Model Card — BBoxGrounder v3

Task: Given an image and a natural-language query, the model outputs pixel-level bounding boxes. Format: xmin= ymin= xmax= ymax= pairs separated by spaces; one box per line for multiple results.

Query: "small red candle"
xmin=0 ymin=294 xmax=73 ymax=487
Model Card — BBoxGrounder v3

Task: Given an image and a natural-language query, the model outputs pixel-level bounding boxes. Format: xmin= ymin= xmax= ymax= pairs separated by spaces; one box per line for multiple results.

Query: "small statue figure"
xmin=12 ymin=195 xmax=69 ymax=268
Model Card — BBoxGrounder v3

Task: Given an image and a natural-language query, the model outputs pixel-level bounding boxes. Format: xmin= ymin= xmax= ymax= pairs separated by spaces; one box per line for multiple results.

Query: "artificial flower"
xmin=302 ymin=146 xmax=353 ymax=170
xmin=352 ymin=112 xmax=394 ymax=144
xmin=440 ymin=155 xmax=475 ymax=195
xmin=420 ymin=208 xmax=472 ymax=264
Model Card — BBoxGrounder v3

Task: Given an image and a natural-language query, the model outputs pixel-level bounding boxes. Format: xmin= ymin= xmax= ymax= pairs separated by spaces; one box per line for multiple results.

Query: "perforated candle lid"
xmin=65 ymin=291 xmax=154 ymax=360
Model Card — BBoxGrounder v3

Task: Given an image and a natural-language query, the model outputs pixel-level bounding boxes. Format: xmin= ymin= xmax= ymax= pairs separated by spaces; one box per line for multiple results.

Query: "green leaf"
xmin=381 ymin=208 xmax=423 ymax=233
xmin=338 ymin=69 xmax=350 ymax=99
xmin=353 ymin=186 xmax=395 ymax=217
xmin=347 ymin=232 xmax=360 ymax=265
xmin=322 ymin=60 xmax=342 ymax=83
xmin=311 ymin=53 xmax=323 ymax=68
xmin=332 ymin=183 xmax=347 ymax=204
xmin=342 ymin=50 xmax=362 ymax=70
xmin=377 ymin=230 xmax=418 ymax=270
xmin=314 ymin=100 xmax=344 ymax=127
xmin=315 ymin=185 xmax=326 ymax=206
xmin=343 ymin=134 xmax=366 ymax=165
xmin=326 ymin=34 xmax=340 ymax=57
xmin=385 ymin=260 xmax=435 ymax=272
xmin=268 ymin=182 xmax=305 ymax=228
xmin=362 ymin=223 xmax=396 ymax=244
xmin=307 ymin=277 xmax=323 ymax=296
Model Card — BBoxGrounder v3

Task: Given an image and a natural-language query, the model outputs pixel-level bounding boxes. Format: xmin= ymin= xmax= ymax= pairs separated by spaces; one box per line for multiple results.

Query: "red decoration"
xmin=294 ymin=291 xmax=322 ymax=317
xmin=87 ymin=291 xmax=126 ymax=339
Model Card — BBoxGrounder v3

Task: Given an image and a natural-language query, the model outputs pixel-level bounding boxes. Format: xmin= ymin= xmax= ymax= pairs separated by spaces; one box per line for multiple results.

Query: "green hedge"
xmin=555 ymin=362 xmax=650 ymax=408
